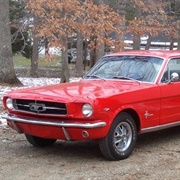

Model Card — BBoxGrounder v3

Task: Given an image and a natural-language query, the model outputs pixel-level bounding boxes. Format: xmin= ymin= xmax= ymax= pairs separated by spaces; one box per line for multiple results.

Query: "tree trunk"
xmin=75 ymin=32 xmax=84 ymax=77
xmin=169 ymin=36 xmax=174 ymax=50
xmin=83 ymin=40 xmax=88 ymax=70
xmin=45 ymin=37 xmax=49 ymax=55
xmin=133 ymin=5 xmax=141 ymax=50
xmin=90 ymin=37 xmax=97 ymax=68
xmin=96 ymin=44 xmax=105 ymax=60
xmin=95 ymin=0 xmax=105 ymax=57
xmin=90 ymin=42 xmax=105 ymax=66
xmin=114 ymin=0 xmax=127 ymax=52
xmin=90 ymin=48 xmax=96 ymax=68
xmin=177 ymin=20 xmax=180 ymax=50
xmin=133 ymin=35 xmax=141 ymax=50
xmin=0 ymin=0 xmax=21 ymax=84
xmin=30 ymin=15 xmax=39 ymax=77
xmin=145 ymin=33 xmax=152 ymax=50
xmin=175 ymin=1 xmax=180 ymax=49
xmin=60 ymin=37 xmax=70 ymax=83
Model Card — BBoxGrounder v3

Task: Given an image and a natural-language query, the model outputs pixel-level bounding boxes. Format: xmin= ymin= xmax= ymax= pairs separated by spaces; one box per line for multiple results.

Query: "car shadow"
xmin=52 ymin=140 xmax=102 ymax=159
xmin=136 ymin=126 xmax=180 ymax=149
xmin=20 ymin=126 xmax=180 ymax=160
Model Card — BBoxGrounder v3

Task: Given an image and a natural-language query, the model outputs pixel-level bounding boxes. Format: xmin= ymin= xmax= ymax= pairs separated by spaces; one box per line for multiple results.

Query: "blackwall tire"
xmin=25 ymin=134 xmax=57 ymax=147
xmin=99 ymin=112 xmax=137 ymax=160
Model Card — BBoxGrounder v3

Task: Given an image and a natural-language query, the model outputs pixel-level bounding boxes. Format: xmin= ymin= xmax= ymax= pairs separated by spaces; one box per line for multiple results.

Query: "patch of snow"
xmin=0 ymin=114 xmax=7 ymax=129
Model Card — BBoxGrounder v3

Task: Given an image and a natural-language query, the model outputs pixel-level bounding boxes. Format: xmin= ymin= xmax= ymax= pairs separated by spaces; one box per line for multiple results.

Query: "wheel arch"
xmin=116 ymin=108 xmax=141 ymax=133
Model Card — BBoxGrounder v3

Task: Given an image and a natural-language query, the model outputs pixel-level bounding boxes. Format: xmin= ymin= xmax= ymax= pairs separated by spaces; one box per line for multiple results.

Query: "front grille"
xmin=13 ymin=99 xmax=67 ymax=115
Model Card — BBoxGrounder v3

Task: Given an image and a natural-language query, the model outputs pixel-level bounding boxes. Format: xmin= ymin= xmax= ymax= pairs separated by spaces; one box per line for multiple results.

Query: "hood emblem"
xmin=29 ymin=103 xmax=46 ymax=112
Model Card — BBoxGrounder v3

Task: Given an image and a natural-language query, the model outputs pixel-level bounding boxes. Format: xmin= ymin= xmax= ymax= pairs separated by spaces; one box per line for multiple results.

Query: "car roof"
xmin=105 ymin=50 xmax=180 ymax=59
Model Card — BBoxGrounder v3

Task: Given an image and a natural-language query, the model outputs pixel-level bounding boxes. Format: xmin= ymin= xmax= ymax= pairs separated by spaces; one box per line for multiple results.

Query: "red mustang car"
xmin=2 ymin=50 xmax=180 ymax=160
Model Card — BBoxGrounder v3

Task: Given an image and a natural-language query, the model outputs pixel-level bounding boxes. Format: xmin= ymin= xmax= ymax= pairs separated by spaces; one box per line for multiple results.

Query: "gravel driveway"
xmin=0 ymin=124 xmax=179 ymax=180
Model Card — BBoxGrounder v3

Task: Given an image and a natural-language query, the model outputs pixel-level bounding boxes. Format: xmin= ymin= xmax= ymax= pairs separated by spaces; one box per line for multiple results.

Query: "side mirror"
xmin=170 ymin=72 xmax=179 ymax=82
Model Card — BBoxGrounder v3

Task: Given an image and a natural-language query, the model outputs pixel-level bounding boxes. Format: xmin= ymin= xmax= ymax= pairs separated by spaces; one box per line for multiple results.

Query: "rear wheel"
xmin=99 ymin=112 xmax=137 ymax=160
xmin=25 ymin=134 xmax=57 ymax=147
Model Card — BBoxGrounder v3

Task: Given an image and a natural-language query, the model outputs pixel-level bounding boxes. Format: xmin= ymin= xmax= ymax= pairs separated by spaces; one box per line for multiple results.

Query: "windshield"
xmin=84 ymin=55 xmax=164 ymax=83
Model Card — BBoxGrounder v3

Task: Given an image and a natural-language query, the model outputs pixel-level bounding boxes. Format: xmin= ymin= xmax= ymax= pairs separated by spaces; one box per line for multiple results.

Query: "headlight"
xmin=6 ymin=98 xmax=14 ymax=110
xmin=82 ymin=103 xmax=93 ymax=117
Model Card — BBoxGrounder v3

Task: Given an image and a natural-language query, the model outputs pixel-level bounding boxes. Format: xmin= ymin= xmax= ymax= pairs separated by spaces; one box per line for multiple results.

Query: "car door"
xmin=160 ymin=58 xmax=180 ymax=124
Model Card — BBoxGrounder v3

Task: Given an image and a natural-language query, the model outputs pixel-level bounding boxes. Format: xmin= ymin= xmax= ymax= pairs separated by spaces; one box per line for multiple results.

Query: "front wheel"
xmin=99 ymin=112 xmax=137 ymax=160
xmin=25 ymin=134 xmax=57 ymax=147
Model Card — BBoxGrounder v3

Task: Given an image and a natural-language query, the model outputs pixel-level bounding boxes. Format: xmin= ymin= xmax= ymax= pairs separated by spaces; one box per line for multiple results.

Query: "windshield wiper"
xmin=112 ymin=76 xmax=134 ymax=80
xmin=112 ymin=76 xmax=141 ymax=83
xmin=85 ymin=75 xmax=101 ymax=78
xmin=85 ymin=75 xmax=106 ymax=81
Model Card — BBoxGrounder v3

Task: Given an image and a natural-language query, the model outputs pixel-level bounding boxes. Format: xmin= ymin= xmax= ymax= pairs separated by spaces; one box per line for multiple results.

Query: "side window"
xmin=161 ymin=58 xmax=180 ymax=83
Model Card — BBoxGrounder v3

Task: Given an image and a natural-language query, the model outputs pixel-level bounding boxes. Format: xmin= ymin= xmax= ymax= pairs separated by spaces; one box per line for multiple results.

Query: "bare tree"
xmin=0 ymin=0 xmax=21 ymax=84
xmin=27 ymin=0 xmax=124 ymax=81
xmin=60 ymin=36 xmax=70 ymax=83
xmin=75 ymin=32 xmax=84 ymax=77
xmin=145 ymin=32 xmax=153 ymax=50
xmin=95 ymin=0 xmax=105 ymax=59
xmin=175 ymin=0 xmax=180 ymax=50
xmin=115 ymin=0 xmax=127 ymax=51
xmin=133 ymin=5 xmax=141 ymax=50
xmin=30 ymin=15 xmax=39 ymax=77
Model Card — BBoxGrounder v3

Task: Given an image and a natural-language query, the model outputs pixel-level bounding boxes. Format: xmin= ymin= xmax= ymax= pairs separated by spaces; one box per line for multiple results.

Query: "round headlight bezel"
xmin=6 ymin=98 xmax=14 ymax=110
xmin=82 ymin=103 xmax=93 ymax=117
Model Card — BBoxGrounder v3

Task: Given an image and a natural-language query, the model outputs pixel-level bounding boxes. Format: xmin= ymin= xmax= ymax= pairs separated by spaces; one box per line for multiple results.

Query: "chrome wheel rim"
xmin=113 ymin=121 xmax=132 ymax=152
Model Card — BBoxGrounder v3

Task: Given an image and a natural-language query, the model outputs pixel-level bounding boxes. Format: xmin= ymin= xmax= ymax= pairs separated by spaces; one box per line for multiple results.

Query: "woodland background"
xmin=1 ymin=0 xmax=180 ymax=84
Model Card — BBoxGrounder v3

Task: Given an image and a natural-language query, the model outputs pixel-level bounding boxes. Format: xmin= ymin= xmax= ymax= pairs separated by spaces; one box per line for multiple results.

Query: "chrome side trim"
xmin=141 ymin=121 xmax=180 ymax=134
xmin=1 ymin=114 xmax=106 ymax=129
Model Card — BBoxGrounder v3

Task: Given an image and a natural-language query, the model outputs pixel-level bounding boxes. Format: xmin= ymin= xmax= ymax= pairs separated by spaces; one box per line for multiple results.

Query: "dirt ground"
xmin=0 ymin=121 xmax=179 ymax=180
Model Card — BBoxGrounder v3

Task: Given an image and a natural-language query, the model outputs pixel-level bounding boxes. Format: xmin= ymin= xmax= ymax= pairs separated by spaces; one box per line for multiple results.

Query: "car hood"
xmin=6 ymin=80 xmax=155 ymax=103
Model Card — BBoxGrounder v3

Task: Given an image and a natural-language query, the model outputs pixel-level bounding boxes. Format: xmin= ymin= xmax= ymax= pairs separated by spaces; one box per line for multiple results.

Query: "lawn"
xmin=13 ymin=55 xmax=61 ymax=69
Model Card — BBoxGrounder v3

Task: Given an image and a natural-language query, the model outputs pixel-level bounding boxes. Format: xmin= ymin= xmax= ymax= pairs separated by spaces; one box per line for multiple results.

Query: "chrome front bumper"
xmin=1 ymin=114 xmax=106 ymax=129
